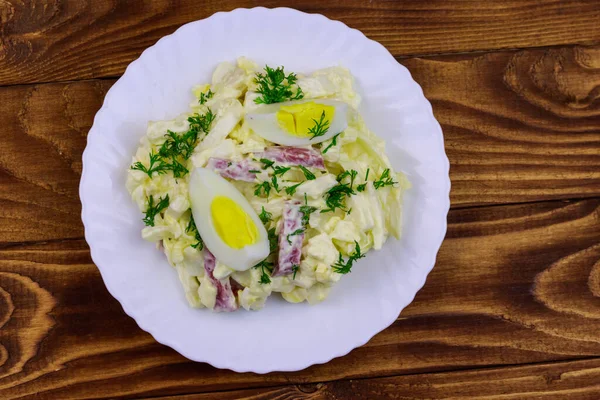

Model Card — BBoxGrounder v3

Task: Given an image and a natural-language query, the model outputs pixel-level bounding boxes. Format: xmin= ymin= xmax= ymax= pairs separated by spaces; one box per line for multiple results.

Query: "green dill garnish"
xmin=188 ymin=108 xmax=216 ymax=134
xmin=254 ymin=260 xmax=274 ymax=284
xmin=286 ymin=228 xmax=304 ymax=245
xmin=131 ymin=108 xmax=214 ymax=179
xmin=322 ymin=133 xmax=341 ymax=154
xmin=131 ymin=152 xmax=167 ymax=177
xmin=260 ymin=158 xmax=275 ymax=169
xmin=160 ymin=156 xmax=189 ymax=178
xmin=271 ymin=176 xmax=280 ymax=192
xmin=308 ymin=110 xmax=330 ymax=140
xmin=299 ymin=165 xmax=316 ymax=180
xmin=199 ymin=89 xmax=214 ymax=104
xmin=249 ymin=169 xmax=260 ymax=173
xmin=337 ymin=169 xmax=358 ymax=188
xmin=186 ymin=213 xmax=204 ymax=250
xmin=299 ymin=204 xmax=317 ymax=226
xmin=321 ymin=183 xmax=355 ymax=213
xmin=332 ymin=241 xmax=365 ymax=274
xmin=268 ymin=227 xmax=278 ymax=253
xmin=321 ymin=169 xmax=359 ymax=212
xmin=254 ymin=181 xmax=271 ymax=197
xmin=373 ymin=168 xmax=397 ymax=189
xmin=254 ymin=66 xmax=304 ymax=104
xmin=285 ymin=182 xmax=303 ymax=195
xmin=159 ymin=130 xmax=197 ymax=160
xmin=357 ymin=168 xmax=370 ymax=192
xmin=273 ymin=165 xmax=291 ymax=177
xmin=143 ymin=194 xmax=169 ymax=227
xmin=273 ymin=165 xmax=291 ymax=176
xmin=259 ymin=206 xmax=272 ymax=224
xmin=292 ymin=264 xmax=299 ymax=280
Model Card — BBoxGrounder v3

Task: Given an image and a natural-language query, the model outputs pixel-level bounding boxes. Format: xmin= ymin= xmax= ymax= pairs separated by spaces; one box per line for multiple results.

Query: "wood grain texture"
xmin=0 ymin=199 xmax=597 ymax=399
xmin=1 ymin=0 xmax=600 ymax=85
xmin=149 ymin=358 xmax=600 ymax=399
xmin=404 ymin=45 xmax=600 ymax=207
xmin=0 ymin=80 xmax=112 ymax=242
xmin=0 ymin=45 xmax=598 ymax=244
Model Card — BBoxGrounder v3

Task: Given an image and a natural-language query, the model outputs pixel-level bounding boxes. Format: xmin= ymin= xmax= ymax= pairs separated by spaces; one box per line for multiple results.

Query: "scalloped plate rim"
xmin=80 ymin=6 xmax=450 ymax=373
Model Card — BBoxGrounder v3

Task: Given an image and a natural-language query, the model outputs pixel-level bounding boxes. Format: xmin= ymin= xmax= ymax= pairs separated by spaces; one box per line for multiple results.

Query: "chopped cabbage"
xmin=126 ymin=58 xmax=408 ymax=311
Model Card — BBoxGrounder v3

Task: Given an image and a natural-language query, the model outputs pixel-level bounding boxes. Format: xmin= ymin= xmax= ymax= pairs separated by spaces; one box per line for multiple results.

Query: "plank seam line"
xmin=0 ymin=237 xmax=85 ymax=250
xmin=1 ymin=40 xmax=600 ymax=89
xmin=0 ymin=76 xmax=119 ymax=90
xmin=395 ymin=39 xmax=600 ymax=60
xmin=131 ymin=355 xmax=600 ymax=400
xmin=450 ymin=195 xmax=600 ymax=211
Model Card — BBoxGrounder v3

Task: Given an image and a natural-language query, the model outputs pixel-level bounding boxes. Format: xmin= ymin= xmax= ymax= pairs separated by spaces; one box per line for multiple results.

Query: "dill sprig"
xmin=131 ymin=108 xmax=215 ymax=179
xmin=143 ymin=194 xmax=169 ymax=226
xmin=254 ymin=260 xmax=274 ymax=284
xmin=285 ymin=182 xmax=302 ymax=195
xmin=131 ymin=152 xmax=167 ymax=177
xmin=254 ymin=160 xmax=289 ymax=196
xmin=259 ymin=206 xmax=272 ymax=225
xmin=357 ymin=168 xmax=370 ymax=192
xmin=199 ymin=89 xmax=214 ymax=104
xmin=337 ymin=169 xmax=358 ymax=189
xmin=322 ymin=133 xmax=341 ymax=154
xmin=159 ymin=130 xmax=197 ymax=160
xmin=254 ymin=66 xmax=304 ymax=104
xmin=188 ymin=108 xmax=216 ymax=134
xmin=161 ymin=156 xmax=189 ymax=178
xmin=254 ymin=181 xmax=272 ymax=197
xmin=259 ymin=158 xmax=275 ymax=169
xmin=308 ymin=110 xmax=330 ymax=140
xmin=299 ymin=165 xmax=316 ymax=180
xmin=273 ymin=165 xmax=290 ymax=177
xmin=299 ymin=204 xmax=317 ymax=226
xmin=292 ymin=264 xmax=300 ymax=280
xmin=321 ymin=183 xmax=355 ymax=214
xmin=185 ymin=213 xmax=204 ymax=250
xmin=286 ymin=228 xmax=304 ymax=245
xmin=271 ymin=176 xmax=280 ymax=192
xmin=373 ymin=168 xmax=397 ymax=189
xmin=332 ymin=241 xmax=365 ymax=274
xmin=268 ymin=227 xmax=278 ymax=253
xmin=320 ymin=169 xmax=359 ymax=213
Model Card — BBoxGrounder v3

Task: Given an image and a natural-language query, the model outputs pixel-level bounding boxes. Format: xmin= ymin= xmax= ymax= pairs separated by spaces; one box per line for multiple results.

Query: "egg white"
xmin=189 ymin=168 xmax=269 ymax=271
xmin=245 ymin=99 xmax=349 ymax=146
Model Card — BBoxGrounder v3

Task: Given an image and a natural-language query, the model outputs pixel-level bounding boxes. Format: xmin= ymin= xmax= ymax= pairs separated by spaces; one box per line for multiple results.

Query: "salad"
xmin=126 ymin=58 xmax=409 ymax=311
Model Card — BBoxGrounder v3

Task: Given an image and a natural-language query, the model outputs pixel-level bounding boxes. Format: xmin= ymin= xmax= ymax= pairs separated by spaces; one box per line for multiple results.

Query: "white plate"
xmin=80 ymin=7 xmax=450 ymax=373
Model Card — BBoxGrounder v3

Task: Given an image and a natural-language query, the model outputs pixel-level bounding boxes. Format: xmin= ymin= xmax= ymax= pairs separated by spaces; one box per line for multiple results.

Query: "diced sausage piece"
xmin=204 ymin=249 xmax=238 ymax=312
xmin=257 ymin=147 xmax=325 ymax=169
xmin=272 ymin=200 xmax=304 ymax=277
xmin=206 ymin=157 xmax=259 ymax=182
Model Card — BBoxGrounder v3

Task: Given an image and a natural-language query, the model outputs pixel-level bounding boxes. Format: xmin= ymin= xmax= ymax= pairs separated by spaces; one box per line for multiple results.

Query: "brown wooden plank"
xmin=403 ymin=45 xmax=600 ymax=207
xmin=2 ymin=0 xmax=600 ymax=85
xmin=1 ymin=44 xmax=599 ymax=243
xmin=0 ymin=80 xmax=112 ymax=242
xmin=145 ymin=358 xmax=600 ymax=399
xmin=0 ymin=198 xmax=598 ymax=399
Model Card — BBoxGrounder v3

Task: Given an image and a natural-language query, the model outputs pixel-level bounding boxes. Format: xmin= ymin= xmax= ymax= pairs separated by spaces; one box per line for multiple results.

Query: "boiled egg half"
xmin=245 ymin=99 xmax=348 ymax=146
xmin=189 ymin=168 xmax=269 ymax=271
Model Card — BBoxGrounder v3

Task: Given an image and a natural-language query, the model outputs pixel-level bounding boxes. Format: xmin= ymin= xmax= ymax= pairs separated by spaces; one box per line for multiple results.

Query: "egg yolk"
xmin=276 ymin=102 xmax=335 ymax=137
xmin=210 ymin=196 xmax=259 ymax=249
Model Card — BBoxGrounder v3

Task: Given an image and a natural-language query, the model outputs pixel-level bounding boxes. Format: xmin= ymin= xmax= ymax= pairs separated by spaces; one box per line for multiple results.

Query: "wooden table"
xmin=1 ymin=1 xmax=599 ymax=398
